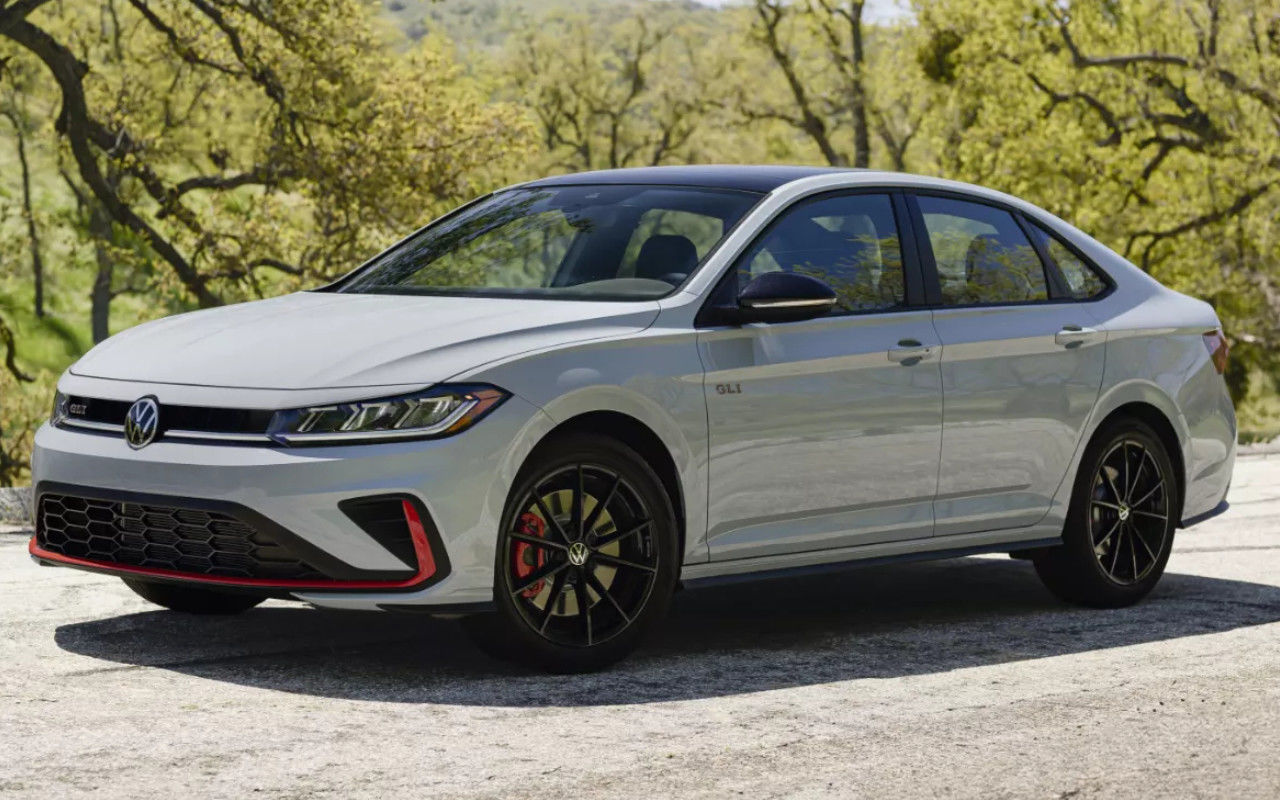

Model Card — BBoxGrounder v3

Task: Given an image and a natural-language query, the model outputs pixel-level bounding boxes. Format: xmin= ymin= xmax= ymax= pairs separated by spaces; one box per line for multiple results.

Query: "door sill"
xmin=681 ymin=529 xmax=1062 ymax=588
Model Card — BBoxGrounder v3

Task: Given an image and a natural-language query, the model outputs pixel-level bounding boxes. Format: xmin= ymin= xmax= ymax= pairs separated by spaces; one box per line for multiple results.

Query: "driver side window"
xmin=736 ymin=193 xmax=905 ymax=314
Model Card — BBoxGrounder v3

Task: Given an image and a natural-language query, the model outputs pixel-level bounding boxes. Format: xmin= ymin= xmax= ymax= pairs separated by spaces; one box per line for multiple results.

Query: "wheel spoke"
xmin=571 ymin=464 xmax=586 ymax=539
xmin=585 ymin=569 xmax=631 ymax=624
xmin=1091 ymin=499 xmax=1123 ymax=511
xmin=594 ymin=519 xmax=650 ymax=549
xmin=1131 ymin=509 xmax=1167 ymax=522
xmin=1127 ymin=456 xmax=1147 ymax=504
xmin=1122 ymin=442 xmax=1132 ymax=501
xmin=1109 ymin=524 xmax=1124 ymax=576
xmin=1094 ymin=518 xmax=1121 ymax=548
xmin=538 ymin=569 xmax=571 ymax=633
xmin=509 ymin=532 xmax=568 ymax=552
xmin=1128 ymin=522 xmax=1138 ymax=579
xmin=532 ymin=492 xmax=571 ymax=544
xmin=511 ymin=560 xmax=569 ymax=596
xmin=1131 ymin=523 xmax=1158 ymax=563
xmin=582 ymin=473 xmax=621 ymax=537
xmin=574 ymin=580 xmax=593 ymax=645
xmin=1130 ymin=480 xmax=1165 ymax=510
xmin=593 ymin=553 xmax=656 ymax=574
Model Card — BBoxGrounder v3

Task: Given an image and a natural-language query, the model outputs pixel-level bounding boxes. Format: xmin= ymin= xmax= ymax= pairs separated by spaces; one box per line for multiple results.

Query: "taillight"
xmin=1202 ymin=329 xmax=1229 ymax=374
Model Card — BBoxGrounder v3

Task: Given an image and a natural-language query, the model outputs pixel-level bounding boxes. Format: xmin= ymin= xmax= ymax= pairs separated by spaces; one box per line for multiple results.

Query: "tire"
xmin=463 ymin=432 xmax=680 ymax=673
xmin=1032 ymin=417 xmax=1180 ymax=608
xmin=122 ymin=578 xmax=265 ymax=615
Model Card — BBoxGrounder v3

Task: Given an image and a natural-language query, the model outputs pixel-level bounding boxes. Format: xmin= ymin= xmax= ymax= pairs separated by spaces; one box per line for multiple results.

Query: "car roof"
xmin=519 ymin=165 xmax=861 ymax=193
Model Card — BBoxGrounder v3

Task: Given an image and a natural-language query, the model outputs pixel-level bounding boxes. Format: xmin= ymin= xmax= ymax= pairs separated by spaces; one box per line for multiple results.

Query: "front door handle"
xmin=888 ymin=339 xmax=935 ymax=364
xmin=1055 ymin=325 xmax=1100 ymax=348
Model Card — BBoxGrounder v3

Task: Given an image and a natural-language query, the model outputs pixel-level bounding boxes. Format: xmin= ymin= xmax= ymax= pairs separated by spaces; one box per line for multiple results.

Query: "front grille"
xmin=62 ymin=395 xmax=274 ymax=435
xmin=36 ymin=494 xmax=326 ymax=581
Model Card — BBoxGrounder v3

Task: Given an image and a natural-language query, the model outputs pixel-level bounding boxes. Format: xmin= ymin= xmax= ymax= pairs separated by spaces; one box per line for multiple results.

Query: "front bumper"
xmin=31 ymin=392 xmax=552 ymax=610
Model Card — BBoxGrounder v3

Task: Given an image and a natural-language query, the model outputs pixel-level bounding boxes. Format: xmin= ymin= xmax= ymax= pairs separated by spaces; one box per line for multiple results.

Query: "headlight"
xmin=51 ymin=391 xmax=68 ymax=426
xmin=267 ymin=384 xmax=508 ymax=445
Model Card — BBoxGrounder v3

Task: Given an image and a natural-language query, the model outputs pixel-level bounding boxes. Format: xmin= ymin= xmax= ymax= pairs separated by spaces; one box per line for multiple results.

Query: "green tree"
xmin=740 ymin=1 xmax=931 ymax=170
xmin=500 ymin=6 xmax=733 ymax=172
xmin=0 ymin=0 xmax=532 ymax=316
xmin=916 ymin=0 xmax=1280 ymax=396
xmin=0 ymin=0 xmax=534 ymax=484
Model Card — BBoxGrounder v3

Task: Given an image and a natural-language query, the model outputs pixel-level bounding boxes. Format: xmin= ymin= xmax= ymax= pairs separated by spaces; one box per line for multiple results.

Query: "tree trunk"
xmin=5 ymin=108 xmax=45 ymax=317
xmin=847 ymin=1 xmax=870 ymax=168
xmin=89 ymin=201 xmax=114 ymax=344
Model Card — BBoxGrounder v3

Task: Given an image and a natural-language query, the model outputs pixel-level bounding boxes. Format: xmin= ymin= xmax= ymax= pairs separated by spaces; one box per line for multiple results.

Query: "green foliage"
xmin=0 ymin=0 xmax=1277 ymax=484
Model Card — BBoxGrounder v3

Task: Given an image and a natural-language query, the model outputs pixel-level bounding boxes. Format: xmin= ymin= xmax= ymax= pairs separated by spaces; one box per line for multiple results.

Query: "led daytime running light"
xmin=269 ymin=385 xmax=507 ymax=445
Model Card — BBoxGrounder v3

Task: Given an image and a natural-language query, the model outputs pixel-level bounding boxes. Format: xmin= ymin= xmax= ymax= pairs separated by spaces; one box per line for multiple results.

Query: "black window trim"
xmin=904 ymin=189 xmax=1116 ymax=310
xmin=694 ymin=187 xmax=929 ymax=328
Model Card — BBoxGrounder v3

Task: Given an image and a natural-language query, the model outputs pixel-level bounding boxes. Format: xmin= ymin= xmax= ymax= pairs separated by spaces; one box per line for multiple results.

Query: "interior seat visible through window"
xmin=917 ymin=195 xmax=1048 ymax=306
xmin=734 ymin=193 xmax=906 ymax=314
xmin=632 ymin=234 xmax=698 ymax=285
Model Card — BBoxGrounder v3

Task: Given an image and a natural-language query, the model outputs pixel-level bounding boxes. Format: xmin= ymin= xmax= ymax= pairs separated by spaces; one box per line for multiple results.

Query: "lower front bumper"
xmin=29 ymin=482 xmax=446 ymax=593
xmin=30 ymin=393 xmax=552 ymax=610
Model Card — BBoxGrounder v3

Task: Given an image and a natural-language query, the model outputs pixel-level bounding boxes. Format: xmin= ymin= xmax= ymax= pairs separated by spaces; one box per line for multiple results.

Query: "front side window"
xmin=338 ymin=185 xmax=760 ymax=300
xmin=1028 ymin=222 xmax=1109 ymax=300
xmin=735 ymin=193 xmax=906 ymax=314
xmin=917 ymin=196 xmax=1048 ymax=306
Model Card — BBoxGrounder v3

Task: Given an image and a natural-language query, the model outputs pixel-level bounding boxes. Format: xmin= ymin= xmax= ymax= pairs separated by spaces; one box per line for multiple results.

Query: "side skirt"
xmin=680 ymin=534 xmax=1064 ymax=591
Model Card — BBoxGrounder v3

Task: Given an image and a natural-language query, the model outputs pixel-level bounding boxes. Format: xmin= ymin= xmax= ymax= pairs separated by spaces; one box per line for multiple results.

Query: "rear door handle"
xmin=888 ymin=339 xmax=935 ymax=364
xmin=1055 ymin=325 xmax=1100 ymax=348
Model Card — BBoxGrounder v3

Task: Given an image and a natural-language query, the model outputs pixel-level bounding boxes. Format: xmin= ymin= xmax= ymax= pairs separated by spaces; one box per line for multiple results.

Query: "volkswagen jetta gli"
xmin=31 ymin=166 xmax=1235 ymax=672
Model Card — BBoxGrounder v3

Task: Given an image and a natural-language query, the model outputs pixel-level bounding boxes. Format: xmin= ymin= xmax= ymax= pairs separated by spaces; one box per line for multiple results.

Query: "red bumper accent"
xmin=29 ymin=504 xmax=439 ymax=592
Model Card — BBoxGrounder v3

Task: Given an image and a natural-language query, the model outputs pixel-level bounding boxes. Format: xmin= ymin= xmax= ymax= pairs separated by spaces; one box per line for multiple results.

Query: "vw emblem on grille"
xmin=123 ymin=396 xmax=160 ymax=449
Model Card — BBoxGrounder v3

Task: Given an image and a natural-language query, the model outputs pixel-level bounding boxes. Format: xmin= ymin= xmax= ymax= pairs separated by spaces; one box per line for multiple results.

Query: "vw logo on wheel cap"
xmin=123 ymin=396 xmax=160 ymax=449
xmin=568 ymin=541 xmax=590 ymax=566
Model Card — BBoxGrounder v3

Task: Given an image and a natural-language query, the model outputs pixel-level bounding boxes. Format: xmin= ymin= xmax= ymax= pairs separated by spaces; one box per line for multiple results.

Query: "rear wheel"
xmin=122 ymin=578 xmax=265 ymax=615
xmin=1032 ymin=418 xmax=1179 ymax=607
xmin=463 ymin=433 xmax=679 ymax=673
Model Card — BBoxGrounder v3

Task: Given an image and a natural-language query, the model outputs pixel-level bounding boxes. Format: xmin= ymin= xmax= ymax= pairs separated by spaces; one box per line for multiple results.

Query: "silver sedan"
xmin=31 ymin=166 xmax=1236 ymax=671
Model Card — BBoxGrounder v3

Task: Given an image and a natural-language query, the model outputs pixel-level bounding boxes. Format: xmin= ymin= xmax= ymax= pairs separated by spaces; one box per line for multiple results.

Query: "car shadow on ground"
xmin=54 ymin=556 xmax=1280 ymax=707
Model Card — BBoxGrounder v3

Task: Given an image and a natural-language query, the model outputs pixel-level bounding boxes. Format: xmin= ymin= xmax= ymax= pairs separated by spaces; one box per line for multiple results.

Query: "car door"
xmin=907 ymin=193 xmax=1106 ymax=535
xmin=698 ymin=191 xmax=943 ymax=561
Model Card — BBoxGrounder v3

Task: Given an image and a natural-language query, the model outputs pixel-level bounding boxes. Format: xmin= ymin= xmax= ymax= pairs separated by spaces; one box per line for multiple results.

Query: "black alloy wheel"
xmin=463 ymin=433 xmax=678 ymax=672
xmin=1032 ymin=418 xmax=1179 ymax=608
xmin=1087 ymin=438 xmax=1172 ymax=585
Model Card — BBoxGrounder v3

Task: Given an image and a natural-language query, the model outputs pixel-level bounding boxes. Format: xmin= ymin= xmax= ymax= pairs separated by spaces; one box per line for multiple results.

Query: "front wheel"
xmin=463 ymin=433 xmax=679 ymax=673
xmin=1033 ymin=418 xmax=1180 ymax=608
xmin=123 ymin=578 xmax=265 ymax=615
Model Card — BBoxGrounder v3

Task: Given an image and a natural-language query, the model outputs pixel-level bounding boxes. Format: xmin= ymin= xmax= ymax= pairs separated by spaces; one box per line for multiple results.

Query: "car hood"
xmin=71 ymin=292 xmax=660 ymax=390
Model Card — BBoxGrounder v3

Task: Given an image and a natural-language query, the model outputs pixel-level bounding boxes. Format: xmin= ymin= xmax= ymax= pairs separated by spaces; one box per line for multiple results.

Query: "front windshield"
xmin=336 ymin=185 xmax=761 ymax=300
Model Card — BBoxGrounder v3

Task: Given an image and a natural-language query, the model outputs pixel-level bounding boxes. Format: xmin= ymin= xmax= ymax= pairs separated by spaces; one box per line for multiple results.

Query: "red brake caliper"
xmin=514 ymin=511 xmax=547 ymax=598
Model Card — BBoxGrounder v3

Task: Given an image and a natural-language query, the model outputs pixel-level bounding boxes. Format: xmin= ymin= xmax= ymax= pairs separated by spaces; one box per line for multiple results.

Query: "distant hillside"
xmin=380 ymin=0 xmax=720 ymax=49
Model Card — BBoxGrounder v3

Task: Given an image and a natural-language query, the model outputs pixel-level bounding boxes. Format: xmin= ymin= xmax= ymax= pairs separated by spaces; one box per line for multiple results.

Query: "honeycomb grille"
xmin=36 ymin=494 xmax=327 ymax=581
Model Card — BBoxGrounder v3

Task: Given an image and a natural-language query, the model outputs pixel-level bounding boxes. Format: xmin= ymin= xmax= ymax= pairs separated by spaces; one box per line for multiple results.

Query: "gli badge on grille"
xmin=123 ymin=396 xmax=160 ymax=449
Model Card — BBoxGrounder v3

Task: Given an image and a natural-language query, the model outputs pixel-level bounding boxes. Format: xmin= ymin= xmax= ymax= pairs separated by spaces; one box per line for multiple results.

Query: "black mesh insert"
xmin=37 ymin=494 xmax=326 ymax=581
xmin=62 ymin=395 xmax=273 ymax=435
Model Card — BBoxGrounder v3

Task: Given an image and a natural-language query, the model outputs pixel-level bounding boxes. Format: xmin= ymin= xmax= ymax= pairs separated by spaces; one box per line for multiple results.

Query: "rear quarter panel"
xmin=1055 ymin=241 xmax=1236 ymax=523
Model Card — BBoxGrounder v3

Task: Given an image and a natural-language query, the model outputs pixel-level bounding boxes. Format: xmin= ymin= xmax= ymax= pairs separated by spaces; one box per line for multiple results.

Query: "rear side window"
xmin=736 ymin=193 xmax=906 ymax=314
xmin=1028 ymin=223 xmax=1108 ymax=300
xmin=917 ymin=196 xmax=1048 ymax=306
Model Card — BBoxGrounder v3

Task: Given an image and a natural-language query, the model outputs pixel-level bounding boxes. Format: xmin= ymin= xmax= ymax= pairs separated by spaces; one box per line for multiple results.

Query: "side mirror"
xmin=734 ymin=272 xmax=837 ymax=324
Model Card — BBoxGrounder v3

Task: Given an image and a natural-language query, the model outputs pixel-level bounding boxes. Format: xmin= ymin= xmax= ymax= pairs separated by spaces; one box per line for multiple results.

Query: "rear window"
xmin=1028 ymin=223 xmax=1109 ymax=300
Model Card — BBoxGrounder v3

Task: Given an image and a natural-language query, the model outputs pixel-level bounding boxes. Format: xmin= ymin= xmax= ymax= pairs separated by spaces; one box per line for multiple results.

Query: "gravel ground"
xmin=1 ymin=455 xmax=1278 ymax=799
